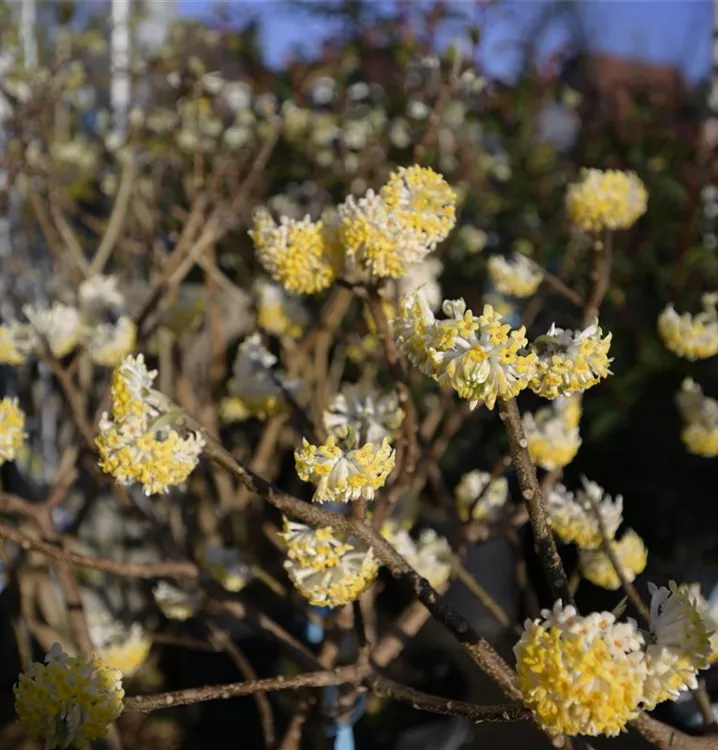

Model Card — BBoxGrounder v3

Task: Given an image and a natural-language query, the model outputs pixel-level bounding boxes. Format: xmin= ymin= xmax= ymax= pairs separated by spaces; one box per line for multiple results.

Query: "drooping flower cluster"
xmin=0 ymin=397 xmax=27 ymax=466
xmin=658 ymin=293 xmax=718 ymax=361
xmin=566 ymin=168 xmax=648 ymax=233
xmin=454 ymin=470 xmax=509 ymax=522
xmin=294 ymin=435 xmax=395 ymax=503
xmin=339 ymin=165 xmax=456 ymax=279
xmin=281 ymin=520 xmax=380 ymax=607
xmin=522 ymin=397 xmax=582 ymax=471
xmin=87 ymin=608 xmax=151 ymax=678
xmin=487 ymin=252 xmax=543 ymax=298
xmin=14 ymin=643 xmax=124 ymax=749
xmin=153 ymin=581 xmax=202 ymax=622
xmin=383 ymin=526 xmax=452 ymax=588
xmin=198 ymin=544 xmax=253 ymax=593
xmin=579 ymin=529 xmax=647 ymax=590
xmin=96 ymin=354 xmax=205 ymax=495
xmin=323 ymin=384 xmax=404 ymax=444
xmin=675 ymin=378 xmax=718 ymax=457
xmin=250 ymin=208 xmax=342 ymax=294
xmin=530 ymin=320 xmax=613 ymax=399
xmin=547 ymin=478 xmax=622 ymax=549
xmin=515 ymin=602 xmax=647 ymax=737
xmin=395 ymin=291 xmax=537 ymax=410
xmin=255 ymin=280 xmax=309 ymax=339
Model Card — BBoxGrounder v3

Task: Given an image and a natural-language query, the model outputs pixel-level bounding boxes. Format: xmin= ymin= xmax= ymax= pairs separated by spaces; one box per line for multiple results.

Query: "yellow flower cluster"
xmin=282 ymin=520 xmax=380 ymax=607
xmin=339 ymin=165 xmax=456 ymax=279
xmin=383 ymin=526 xmax=452 ymax=588
xmin=256 ymin=280 xmax=309 ymax=339
xmin=454 ymin=470 xmax=509 ymax=522
xmin=688 ymin=584 xmax=718 ymax=664
xmin=487 ymin=252 xmax=543 ymax=298
xmin=323 ymin=384 xmax=404 ymax=445
xmin=675 ymin=378 xmax=718 ymax=457
xmin=153 ymin=581 xmax=202 ymax=622
xmin=96 ymin=355 xmax=205 ymax=495
xmin=0 ymin=323 xmax=33 ymax=364
xmin=658 ymin=293 xmax=718 ymax=361
xmin=547 ymin=477 xmax=623 ymax=549
xmin=198 ymin=544 xmax=253 ymax=593
xmin=250 ymin=208 xmax=341 ymax=295
xmin=530 ymin=320 xmax=612 ymax=399
xmin=14 ymin=643 xmax=124 ymax=749
xmin=395 ymin=291 xmax=537 ymax=410
xmin=515 ymin=602 xmax=646 ymax=737
xmin=523 ymin=397 xmax=582 ymax=471
xmin=0 ymin=397 xmax=27 ymax=466
xmin=294 ymin=435 xmax=395 ymax=503
xmin=579 ymin=529 xmax=647 ymax=590
xmin=83 ymin=317 xmax=137 ymax=367
xmin=566 ymin=168 xmax=647 ymax=233
xmin=88 ymin=610 xmax=151 ymax=678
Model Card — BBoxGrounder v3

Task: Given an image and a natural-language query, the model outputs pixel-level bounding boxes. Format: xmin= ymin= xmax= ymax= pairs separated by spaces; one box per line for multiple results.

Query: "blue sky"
xmin=180 ymin=1 xmax=713 ymax=84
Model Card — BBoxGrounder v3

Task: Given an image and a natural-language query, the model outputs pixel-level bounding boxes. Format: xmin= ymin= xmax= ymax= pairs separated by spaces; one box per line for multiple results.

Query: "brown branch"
xmin=541 ymin=269 xmax=584 ymax=307
xmin=582 ymin=230 xmax=613 ymax=327
xmin=631 ymin=714 xmax=718 ymax=750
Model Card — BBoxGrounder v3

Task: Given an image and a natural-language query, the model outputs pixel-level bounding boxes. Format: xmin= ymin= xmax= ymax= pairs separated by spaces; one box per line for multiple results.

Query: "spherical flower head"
xmin=152 ymin=581 xmax=202 ymax=621
xmin=487 ymin=253 xmax=542 ymax=298
xmin=547 ymin=477 xmax=622 ymax=549
xmin=0 ymin=397 xmax=27 ymax=466
xmin=88 ymin=614 xmax=151 ymax=678
xmin=84 ymin=316 xmax=137 ymax=367
xmin=14 ymin=643 xmax=124 ymax=749
xmin=256 ymin=280 xmax=309 ymax=339
xmin=323 ymin=384 xmax=404 ymax=445
xmin=454 ymin=470 xmax=509 ymax=522
xmin=385 ymin=527 xmax=452 ymax=589
xmin=658 ymin=293 xmax=718 ymax=361
xmin=24 ymin=302 xmax=82 ymax=358
xmin=675 ymin=378 xmax=718 ymax=457
xmin=394 ymin=289 xmax=439 ymax=376
xmin=523 ymin=400 xmax=582 ymax=471
xmin=295 ymin=435 xmax=395 ymax=503
xmin=579 ymin=529 xmax=647 ymax=590
xmin=378 ymin=165 xmax=456 ymax=247
xmin=285 ymin=538 xmax=380 ymax=608
xmin=199 ymin=544 xmax=253 ymax=592
xmin=0 ymin=323 xmax=34 ymax=365
xmin=249 ymin=208 xmax=341 ymax=295
xmin=280 ymin=518 xmax=352 ymax=571
xmin=642 ymin=581 xmax=712 ymax=709
xmin=530 ymin=319 xmax=612 ymax=399
xmin=515 ymin=602 xmax=646 ymax=737
xmin=566 ymin=168 xmax=647 ymax=233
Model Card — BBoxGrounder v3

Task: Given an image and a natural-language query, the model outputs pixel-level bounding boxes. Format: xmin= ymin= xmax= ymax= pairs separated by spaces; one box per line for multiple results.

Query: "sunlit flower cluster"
xmin=256 ymin=280 xmax=309 ymax=339
xmin=323 ymin=384 xmax=404 ymax=444
xmin=0 ymin=322 xmax=33 ymax=364
xmin=547 ymin=477 xmax=622 ymax=549
xmin=23 ymin=302 xmax=83 ymax=359
xmin=579 ymin=529 xmax=647 ymax=590
xmin=566 ymin=168 xmax=647 ymax=233
xmin=0 ymin=397 xmax=27 ymax=466
xmin=487 ymin=253 xmax=543 ymax=298
xmin=153 ymin=581 xmax=202 ymax=622
xmin=530 ymin=320 xmax=612 ymax=399
xmin=14 ymin=643 xmax=124 ymax=749
xmin=658 ymin=293 xmax=718 ymax=361
xmin=675 ymin=378 xmax=718 ymax=457
xmin=294 ymin=435 xmax=395 ymax=503
xmin=96 ymin=354 xmax=205 ymax=494
xmin=87 ymin=609 xmax=151 ymax=678
xmin=395 ymin=291 xmax=537 ymax=409
xmin=198 ymin=544 xmax=253 ymax=593
xmin=523 ymin=397 xmax=582 ymax=470
xmin=454 ymin=470 xmax=509 ymax=522
xmin=383 ymin=526 xmax=452 ymax=588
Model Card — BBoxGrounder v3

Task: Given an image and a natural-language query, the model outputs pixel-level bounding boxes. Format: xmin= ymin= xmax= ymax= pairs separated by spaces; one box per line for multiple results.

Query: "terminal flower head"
xmin=454 ymin=470 xmax=509 ymax=522
xmin=323 ymin=384 xmax=404 ymax=444
xmin=0 ymin=397 xmax=27 ymax=466
xmin=0 ymin=323 xmax=34 ymax=365
xmin=523 ymin=398 xmax=582 ymax=471
xmin=579 ymin=529 xmax=647 ymax=590
xmin=256 ymin=280 xmax=309 ymax=339
xmin=153 ymin=581 xmax=202 ymax=621
xmin=87 ymin=610 xmax=151 ymax=678
xmin=675 ymin=378 xmax=718 ymax=457
xmin=487 ymin=252 xmax=542 ymax=298
xmin=658 ymin=293 xmax=718 ymax=361
xmin=24 ymin=302 xmax=82 ymax=358
xmin=199 ymin=544 xmax=253 ymax=593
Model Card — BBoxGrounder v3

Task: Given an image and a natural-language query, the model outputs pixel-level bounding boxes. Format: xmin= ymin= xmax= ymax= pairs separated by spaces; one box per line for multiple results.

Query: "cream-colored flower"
xmin=455 ymin=470 xmax=509 ymax=522
xmin=0 ymin=397 xmax=27 ymax=465
xmin=153 ymin=581 xmax=202 ymax=621
xmin=280 ymin=518 xmax=352 ymax=571
xmin=523 ymin=398 xmax=582 ymax=471
xmin=675 ymin=377 xmax=718 ymax=457
xmin=256 ymin=280 xmax=309 ymax=340
xmin=659 ymin=293 xmax=718 ymax=361
xmin=323 ymin=384 xmax=404 ymax=444
xmin=84 ymin=317 xmax=136 ymax=367
xmin=579 ymin=529 xmax=647 ymax=589
xmin=24 ymin=302 xmax=82 ymax=358
xmin=78 ymin=275 xmax=125 ymax=319
xmin=395 ymin=257 xmax=443 ymax=311
xmin=383 ymin=527 xmax=452 ymax=588
xmin=0 ymin=323 xmax=34 ymax=364
xmin=198 ymin=544 xmax=252 ymax=593
xmin=87 ymin=610 xmax=151 ymax=678
xmin=487 ymin=253 xmax=542 ymax=298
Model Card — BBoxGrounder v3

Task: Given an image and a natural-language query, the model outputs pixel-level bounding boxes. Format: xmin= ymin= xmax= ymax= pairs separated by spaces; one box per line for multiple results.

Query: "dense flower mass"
xmin=515 ymin=602 xmax=646 ymax=736
xmin=294 ymin=435 xmax=395 ymax=503
xmin=323 ymin=384 xmax=404 ymax=444
xmin=24 ymin=302 xmax=83 ymax=358
xmin=675 ymin=378 xmax=718 ymax=457
xmin=530 ymin=320 xmax=612 ymax=399
xmin=383 ymin=526 xmax=452 ymax=588
xmin=256 ymin=280 xmax=309 ymax=339
xmin=487 ymin=252 xmax=542 ymax=298
xmin=566 ymin=168 xmax=647 ymax=233
xmin=0 ymin=397 xmax=27 ymax=466
xmin=523 ymin=397 xmax=582 ymax=470
xmin=250 ymin=208 xmax=341 ymax=294
xmin=579 ymin=529 xmax=647 ymax=590
xmin=14 ymin=643 xmax=124 ymax=749
xmin=396 ymin=291 xmax=537 ymax=409
xmin=83 ymin=316 xmax=137 ymax=367
xmin=88 ymin=611 xmax=151 ymax=678
xmin=96 ymin=354 xmax=205 ymax=494
xmin=454 ymin=469 xmax=509 ymax=522
xmin=658 ymin=293 xmax=718 ymax=361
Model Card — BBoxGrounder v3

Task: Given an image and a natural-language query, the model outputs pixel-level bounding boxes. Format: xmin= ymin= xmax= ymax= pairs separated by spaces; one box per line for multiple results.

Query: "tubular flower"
xmin=0 ymin=323 xmax=34 ymax=364
xmin=642 ymin=582 xmax=712 ymax=709
xmin=579 ymin=529 xmax=647 ymax=590
xmin=675 ymin=378 xmax=718 ymax=457
xmin=152 ymin=581 xmax=202 ymax=622
xmin=530 ymin=320 xmax=612 ymax=399
xmin=198 ymin=544 xmax=252 ymax=592
xmin=323 ymin=384 xmax=404 ymax=444
xmin=24 ymin=302 xmax=82 ymax=358
xmin=487 ymin=253 xmax=543 ymax=298
xmin=658 ymin=293 xmax=718 ymax=361
xmin=0 ymin=397 xmax=27 ymax=465
xmin=84 ymin=317 xmax=137 ymax=367
xmin=88 ymin=614 xmax=151 ymax=678
xmin=280 ymin=518 xmax=352 ymax=570
xmin=256 ymin=280 xmax=309 ymax=339
xmin=294 ymin=435 xmax=395 ymax=503
xmin=566 ymin=168 xmax=647 ymax=233
xmin=96 ymin=354 xmax=205 ymax=495
xmin=249 ymin=208 xmax=341 ymax=295
xmin=284 ymin=533 xmax=380 ymax=608
xmin=523 ymin=399 xmax=582 ymax=471
xmin=455 ymin=470 xmax=509 ymax=522
xmin=515 ymin=602 xmax=646 ymax=737
xmin=547 ymin=478 xmax=623 ymax=550
xmin=14 ymin=643 xmax=124 ymax=749
xmin=383 ymin=526 xmax=452 ymax=589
